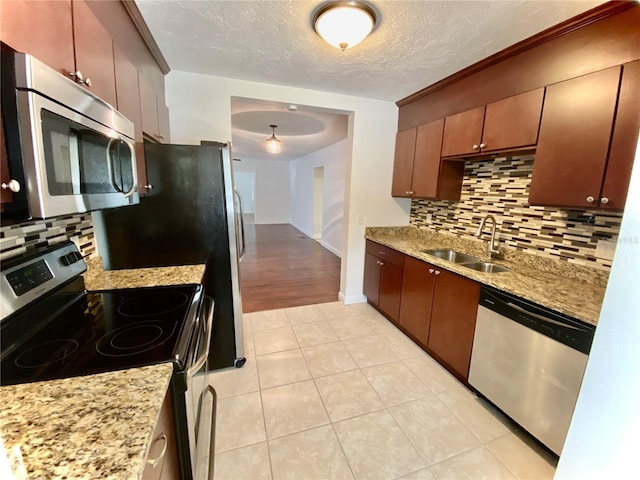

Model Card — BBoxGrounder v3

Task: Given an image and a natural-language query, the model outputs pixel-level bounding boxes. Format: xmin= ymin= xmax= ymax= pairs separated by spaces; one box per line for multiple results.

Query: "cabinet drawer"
xmin=365 ymin=241 xmax=404 ymax=268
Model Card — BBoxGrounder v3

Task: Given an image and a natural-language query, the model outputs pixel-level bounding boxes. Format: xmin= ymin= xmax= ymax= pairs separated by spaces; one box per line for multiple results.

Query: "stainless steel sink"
xmin=461 ymin=262 xmax=510 ymax=273
xmin=421 ymin=249 xmax=481 ymax=264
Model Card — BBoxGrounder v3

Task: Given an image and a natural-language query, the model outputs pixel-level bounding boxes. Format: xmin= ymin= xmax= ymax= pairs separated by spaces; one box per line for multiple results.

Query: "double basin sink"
xmin=421 ymin=249 xmax=510 ymax=273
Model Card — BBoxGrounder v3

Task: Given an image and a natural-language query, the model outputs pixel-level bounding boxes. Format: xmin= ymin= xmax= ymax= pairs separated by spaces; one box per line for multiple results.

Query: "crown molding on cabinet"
xmin=396 ymin=1 xmax=635 ymax=107
xmin=121 ymin=0 xmax=170 ymax=74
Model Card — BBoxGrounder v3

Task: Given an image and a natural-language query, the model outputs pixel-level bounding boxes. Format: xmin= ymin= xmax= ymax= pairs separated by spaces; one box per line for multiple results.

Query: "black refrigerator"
xmin=93 ymin=141 xmax=246 ymax=370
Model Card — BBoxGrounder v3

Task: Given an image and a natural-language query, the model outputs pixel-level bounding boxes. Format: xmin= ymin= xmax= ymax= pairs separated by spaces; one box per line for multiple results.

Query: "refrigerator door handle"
xmin=234 ymin=188 xmax=246 ymax=260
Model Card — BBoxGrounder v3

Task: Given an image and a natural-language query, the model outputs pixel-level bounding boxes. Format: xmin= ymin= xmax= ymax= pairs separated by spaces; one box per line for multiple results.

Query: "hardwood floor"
xmin=239 ymin=224 xmax=341 ymax=313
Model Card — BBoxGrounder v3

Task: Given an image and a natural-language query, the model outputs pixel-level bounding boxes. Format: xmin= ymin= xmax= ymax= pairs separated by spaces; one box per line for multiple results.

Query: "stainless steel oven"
xmin=0 ymin=241 xmax=216 ymax=479
xmin=1 ymin=45 xmax=138 ymax=220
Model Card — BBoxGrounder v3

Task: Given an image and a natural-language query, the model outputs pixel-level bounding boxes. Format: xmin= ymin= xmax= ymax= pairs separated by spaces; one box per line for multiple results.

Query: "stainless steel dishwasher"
xmin=468 ymin=286 xmax=595 ymax=455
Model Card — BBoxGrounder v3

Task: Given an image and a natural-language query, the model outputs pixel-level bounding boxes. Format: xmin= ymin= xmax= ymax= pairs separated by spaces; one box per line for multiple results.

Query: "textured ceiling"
xmin=135 ymin=0 xmax=605 ymax=160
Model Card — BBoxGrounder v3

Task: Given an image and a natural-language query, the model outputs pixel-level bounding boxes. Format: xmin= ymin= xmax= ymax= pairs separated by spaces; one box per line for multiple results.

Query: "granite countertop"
xmin=365 ymin=226 xmax=607 ymax=326
xmin=83 ymin=257 xmax=206 ymax=290
xmin=0 ymin=363 xmax=174 ymax=480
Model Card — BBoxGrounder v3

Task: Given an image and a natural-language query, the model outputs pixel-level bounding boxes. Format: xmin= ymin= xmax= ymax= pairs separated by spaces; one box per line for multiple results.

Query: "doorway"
xmin=233 ymin=170 xmax=256 ymax=225
xmin=313 ymin=166 xmax=324 ymax=241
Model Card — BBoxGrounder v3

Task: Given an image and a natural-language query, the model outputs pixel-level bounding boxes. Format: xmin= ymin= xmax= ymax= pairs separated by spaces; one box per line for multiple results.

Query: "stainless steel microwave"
xmin=1 ymin=47 xmax=138 ymax=220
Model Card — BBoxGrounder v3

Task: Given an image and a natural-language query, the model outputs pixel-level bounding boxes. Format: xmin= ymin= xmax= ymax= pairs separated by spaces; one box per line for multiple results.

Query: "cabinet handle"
xmin=144 ymin=184 xmax=154 ymax=190
xmin=1 ymin=179 xmax=20 ymax=192
xmin=68 ymin=70 xmax=91 ymax=87
xmin=147 ymin=433 xmax=168 ymax=469
xmin=378 ymin=251 xmax=386 ymax=255
xmin=428 ymin=268 xmax=434 ymax=274
xmin=480 ymin=143 xmax=486 ymax=149
xmin=472 ymin=144 xmax=479 ymax=150
xmin=155 ymin=133 xmax=166 ymax=140
xmin=601 ymin=197 xmax=609 ymax=204
xmin=586 ymin=196 xmax=595 ymax=203
xmin=434 ymin=270 xmax=441 ymax=275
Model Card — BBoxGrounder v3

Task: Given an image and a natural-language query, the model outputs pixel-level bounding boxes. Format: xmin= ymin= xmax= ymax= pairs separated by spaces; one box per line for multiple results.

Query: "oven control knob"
xmin=60 ymin=251 xmax=83 ymax=266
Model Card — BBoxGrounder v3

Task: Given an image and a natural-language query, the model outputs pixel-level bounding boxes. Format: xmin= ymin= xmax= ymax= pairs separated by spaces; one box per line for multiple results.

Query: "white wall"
xmin=233 ymin=171 xmax=255 ymax=213
xmin=555 ymin=135 xmax=640 ymax=479
xmin=166 ymin=71 xmax=409 ymax=302
xmin=233 ymin=157 xmax=290 ymax=224
xmin=290 ymin=139 xmax=349 ymax=258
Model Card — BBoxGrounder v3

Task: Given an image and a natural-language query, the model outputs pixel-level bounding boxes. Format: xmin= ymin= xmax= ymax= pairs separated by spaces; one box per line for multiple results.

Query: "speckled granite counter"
xmin=83 ymin=257 xmax=205 ymax=290
xmin=0 ymin=363 xmax=173 ymax=479
xmin=366 ymin=226 xmax=608 ymax=326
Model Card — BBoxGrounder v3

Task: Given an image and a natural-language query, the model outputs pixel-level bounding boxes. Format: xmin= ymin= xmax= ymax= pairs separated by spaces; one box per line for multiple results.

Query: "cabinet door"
xmin=72 ymin=0 xmax=117 ymax=106
xmin=113 ymin=44 xmax=148 ymax=194
xmin=600 ymin=60 xmax=640 ymax=210
xmin=0 ymin=0 xmax=74 ymax=75
xmin=398 ymin=256 xmax=435 ymax=346
xmin=378 ymin=262 xmax=404 ymax=323
xmin=428 ymin=270 xmax=480 ymax=380
xmin=412 ymin=119 xmax=444 ymax=199
xmin=529 ymin=67 xmax=621 ymax=208
xmin=363 ymin=253 xmax=381 ymax=306
xmin=441 ymin=106 xmax=485 ymax=157
xmin=157 ymin=102 xmax=171 ymax=144
xmin=1 ymin=114 xmax=14 ymax=207
xmin=142 ymin=390 xmax=179 ymax=480
xmin=140 ymin=74 xmax=160 ymax=140
xmin=482 ymin=88 xmax=544 ymax=152
xmin=391 ymin=128 xmax=417 ymax=197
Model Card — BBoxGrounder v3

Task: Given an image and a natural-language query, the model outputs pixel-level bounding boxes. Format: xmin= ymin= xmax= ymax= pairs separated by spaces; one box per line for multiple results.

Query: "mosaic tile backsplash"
xmin=410 ymin=155 xmax=623 ymax=271
xmin=0 ymin=213 xmax=96 ymax=262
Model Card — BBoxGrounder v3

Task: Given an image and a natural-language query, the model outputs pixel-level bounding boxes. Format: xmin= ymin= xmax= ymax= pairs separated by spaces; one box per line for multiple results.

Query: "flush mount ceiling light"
xmin=313 ymin=1 xmax=377 ymax=51
xmin=265 ymin=124 xmax=282 ymax=154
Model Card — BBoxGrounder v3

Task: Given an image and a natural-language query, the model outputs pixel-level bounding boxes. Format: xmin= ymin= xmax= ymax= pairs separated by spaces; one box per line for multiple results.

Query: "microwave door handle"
xmin=106 ymin=137 xmax=123 ymax=193
xmin=120 ymin=138 xmax=138 ymax=198
xmin=186 ymin=295 xmax=214 ymax=378
xmin=69 ymin=131 xmax=81 ymax=194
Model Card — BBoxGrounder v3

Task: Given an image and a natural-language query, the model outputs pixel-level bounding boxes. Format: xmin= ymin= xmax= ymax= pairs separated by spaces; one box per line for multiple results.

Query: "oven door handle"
xmin=186 ymin=295 xmax=214 ymax=378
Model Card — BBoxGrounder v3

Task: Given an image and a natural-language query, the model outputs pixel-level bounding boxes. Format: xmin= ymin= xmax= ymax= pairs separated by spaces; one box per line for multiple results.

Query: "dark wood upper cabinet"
xmin=398 ymin=256 xmax=435 ymax=347
xmin=482 ymin=88 xmax=544 ymax=151
xmin=600 ymin=60 xmax=640 ymax=211
xmin=427 ymin=269 xmax=480 ymax=380
xmin=0 ymin=0 xmax=75 ymax=75
xmin=441 ymin=106 xmax=485 ymax=157
xmin=391 ymin=128 xmax=417 ymax=197
xmin=72 ymin=0 xmax=117 ymax=106
xmin=529 ymin=66 xmax=621 ymax=208
xmin=412 ymin=119 xmax=445 ymax=199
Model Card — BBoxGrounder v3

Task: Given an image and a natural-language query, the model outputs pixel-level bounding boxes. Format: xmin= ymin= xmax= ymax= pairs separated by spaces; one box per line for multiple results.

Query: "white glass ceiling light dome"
xmin=313 ymin=1 xmax=377 ymax=51
xmin=265 ymin=124 xmax=282 ymax=154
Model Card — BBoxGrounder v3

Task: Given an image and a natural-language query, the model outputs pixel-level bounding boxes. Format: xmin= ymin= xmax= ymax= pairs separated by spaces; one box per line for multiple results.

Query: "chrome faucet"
xmin=475 ymin=215 xmax=500 ymax=259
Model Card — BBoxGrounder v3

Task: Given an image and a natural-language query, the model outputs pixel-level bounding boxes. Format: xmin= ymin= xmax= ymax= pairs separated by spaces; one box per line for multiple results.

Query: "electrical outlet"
xmin=356 ymin=213 xmax=364 ymax=225
xmin=426 ymin=213 xmax=433 ymax=223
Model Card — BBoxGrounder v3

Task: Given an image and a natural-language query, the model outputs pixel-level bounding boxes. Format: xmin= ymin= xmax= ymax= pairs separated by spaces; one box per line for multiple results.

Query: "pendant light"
xmin=265 ymin=124 xmax=282 ymax=154
xmin=313 ymin=1 xmax=377 ymax=51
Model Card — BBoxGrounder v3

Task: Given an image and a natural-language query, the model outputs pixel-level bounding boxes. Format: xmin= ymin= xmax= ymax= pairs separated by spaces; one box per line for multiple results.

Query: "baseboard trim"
xmin=340 ymin=293 xmax=367 ymax=305
xmin=320 ymin=240 xmax=341 ymax=258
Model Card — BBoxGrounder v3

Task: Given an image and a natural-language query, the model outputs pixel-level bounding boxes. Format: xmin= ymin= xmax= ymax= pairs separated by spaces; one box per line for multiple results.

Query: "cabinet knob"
xmin=409 ymin=191 xmax=414 ymax=195
xmin=428 ymin=268 xmax=435 ymax=274
xmin=1 ymin=179 xmax=21 ymax=192
xmin=586 ymin=196 xmax=595 ymax=203
xmin=144 ymin=184 xmax=154 ymax=190
xmin=378 ymin=251 xmax=386 ymax=255
xmin=68 ymin=70 xmax=91 ymax=87
xmin=434 ymin=270 xmax=441 ymax=275
xmin=601 ymin=197 xmax=609 ymax=204
xmin=379 ymin=261 xmax=385 ymax=266
xmin=405 ymin=191 xmax=410 ymax=195
xmin=155 ymin=133 xmax=166 ymax=140
xmin=472 ymin=144 xmax=479 ymax=150
xmin=480 ymin=143 xmax=486 ymax=149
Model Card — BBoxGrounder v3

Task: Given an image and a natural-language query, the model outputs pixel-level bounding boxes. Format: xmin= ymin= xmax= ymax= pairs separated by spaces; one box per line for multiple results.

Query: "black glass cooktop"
xmin=0 ymin=283 xmax=201 ymax=386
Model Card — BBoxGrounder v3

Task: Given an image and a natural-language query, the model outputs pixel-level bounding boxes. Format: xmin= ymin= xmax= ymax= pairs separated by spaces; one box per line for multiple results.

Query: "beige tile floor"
xmin=209 ymin=302 xmax=558 ymax=480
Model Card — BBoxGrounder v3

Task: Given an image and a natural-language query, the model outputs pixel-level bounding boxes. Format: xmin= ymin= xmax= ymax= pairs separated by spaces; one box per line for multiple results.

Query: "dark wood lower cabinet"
xmin=427 ymin=270 xmax=481 ymax=380
xmin=398 ymin=256 xmax=436 ymax=346
xmin=364 ymin=243 xmax=481 ymax=381
xmin=142 ymin=389 xmax=179 ymax=480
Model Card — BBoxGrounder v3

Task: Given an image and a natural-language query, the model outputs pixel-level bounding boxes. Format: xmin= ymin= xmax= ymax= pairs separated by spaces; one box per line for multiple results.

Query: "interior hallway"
xmin=239 ymin=224 xmax=341 ymax=313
